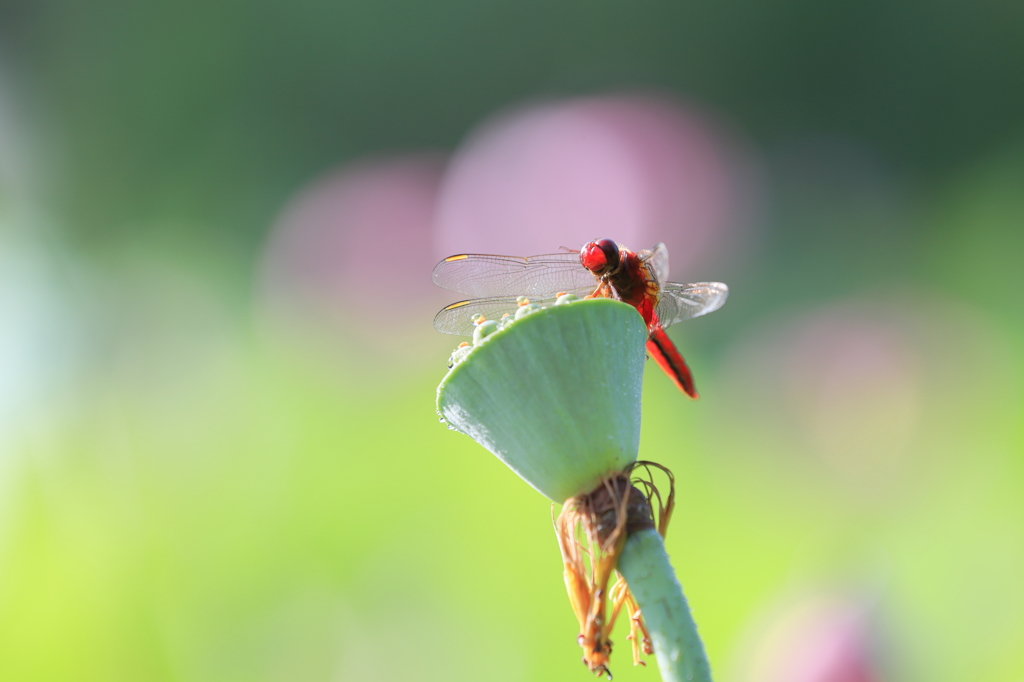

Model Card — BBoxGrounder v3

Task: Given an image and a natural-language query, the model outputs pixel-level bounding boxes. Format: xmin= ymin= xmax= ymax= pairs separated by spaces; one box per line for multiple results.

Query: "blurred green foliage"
xmin=2 ymin=0 xmax=1022 ymax=247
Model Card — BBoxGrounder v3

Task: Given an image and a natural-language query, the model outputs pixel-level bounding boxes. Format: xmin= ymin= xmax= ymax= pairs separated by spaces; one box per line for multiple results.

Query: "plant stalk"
xmin=616 ymin=528 xmax=713 ymax=682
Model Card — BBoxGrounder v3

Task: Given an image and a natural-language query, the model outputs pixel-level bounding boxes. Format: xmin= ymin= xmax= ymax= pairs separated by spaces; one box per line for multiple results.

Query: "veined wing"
xmin=432 ymin=252 xmax=596 ymax=298
xmin=639 ymin=242 xmax=670 ymax=287
xmin=655 ymin=282 xmax=729 ymax=329
xmin=433 ymin=286 xmax=594 ymax=336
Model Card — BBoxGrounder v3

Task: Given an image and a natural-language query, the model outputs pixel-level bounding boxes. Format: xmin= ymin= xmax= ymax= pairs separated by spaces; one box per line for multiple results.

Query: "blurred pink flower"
xmin=259 ymin=153 xmax=448 ymax=342
xmin=258 ymin=93 xmax=761 ymax=360
xmin=783 ymin=310 xmax=922 ymax=484
xmin=433 ymin=93 xmax=752 ymax=279
xmin=738 ymin=593 xmax=884 ymax=682
xmin=712 ymin=300 xmax=925 ymax=496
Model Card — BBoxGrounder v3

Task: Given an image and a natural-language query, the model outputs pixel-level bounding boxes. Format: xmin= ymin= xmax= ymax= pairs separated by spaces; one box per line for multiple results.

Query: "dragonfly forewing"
xmin=431 ymin=252 xmax=596 ymax=298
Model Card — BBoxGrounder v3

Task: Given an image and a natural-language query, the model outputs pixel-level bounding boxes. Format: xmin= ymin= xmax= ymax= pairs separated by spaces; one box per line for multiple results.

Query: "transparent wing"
xmin=655 ymin=282 xmax=729 ymax=329
xmin=640 ymin=243 xmax=670 ymax=287
xmin=433 ymin=286 xmax=594 ymax=336
xmin=431 ymin=252 xmax=597 ymax=298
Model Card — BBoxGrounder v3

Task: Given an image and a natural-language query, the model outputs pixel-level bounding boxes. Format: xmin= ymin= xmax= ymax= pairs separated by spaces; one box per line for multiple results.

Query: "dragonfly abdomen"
xmin=645 ymin=325 xmax=699 ymax=400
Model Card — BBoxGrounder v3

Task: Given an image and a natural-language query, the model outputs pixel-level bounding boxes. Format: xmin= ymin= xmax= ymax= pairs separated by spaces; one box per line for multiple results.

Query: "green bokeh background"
xmin=1 ymin=2 xmax=1022 ymax=680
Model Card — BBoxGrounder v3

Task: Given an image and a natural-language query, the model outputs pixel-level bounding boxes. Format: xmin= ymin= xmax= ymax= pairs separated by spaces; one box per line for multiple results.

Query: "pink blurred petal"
xmin=259 ymin=153 xmax=447 ymax=338
xmin=433 ymin=93 xmax=749 ymax=278
xmin=783 ymin=310 xmax=922 ymax=482
xmin=714 ymin=299 xmax=925 ymax=494
xmin=740 ymin=594 xmax=883 ymax=682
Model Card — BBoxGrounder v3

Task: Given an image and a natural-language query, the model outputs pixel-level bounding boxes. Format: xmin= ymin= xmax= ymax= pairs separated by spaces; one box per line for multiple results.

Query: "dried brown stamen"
xmin=554 ymin=461 xmax=675 ymax=677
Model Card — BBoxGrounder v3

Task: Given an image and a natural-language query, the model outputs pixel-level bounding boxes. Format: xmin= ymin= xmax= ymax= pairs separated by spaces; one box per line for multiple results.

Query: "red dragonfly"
xmin=432 ymin=239 xmax=728 ymax=399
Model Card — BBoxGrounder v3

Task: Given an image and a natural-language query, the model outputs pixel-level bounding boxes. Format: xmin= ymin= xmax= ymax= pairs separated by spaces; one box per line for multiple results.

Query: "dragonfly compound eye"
xmin=580 ymin=238 xmax=620 ymax=274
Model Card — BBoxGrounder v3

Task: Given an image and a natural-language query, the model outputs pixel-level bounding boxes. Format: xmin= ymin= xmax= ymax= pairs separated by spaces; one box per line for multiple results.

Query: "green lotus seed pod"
xmin=437 ymin=298 xmax=647 ymax=501
xmin=514 ymin=303 xmax=541 ymax=320
xmin=472 ymin=319 xmax=500 ymax=345
xmin=555 ymin=293 xmax=580 ymax=305
xmin=447 ymin=344 xmax=474 ymax=369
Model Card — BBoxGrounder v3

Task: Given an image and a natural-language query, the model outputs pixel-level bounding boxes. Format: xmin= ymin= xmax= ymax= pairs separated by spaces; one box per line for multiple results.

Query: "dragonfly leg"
xmin=586 ymin=281 xmax=613 ymax=300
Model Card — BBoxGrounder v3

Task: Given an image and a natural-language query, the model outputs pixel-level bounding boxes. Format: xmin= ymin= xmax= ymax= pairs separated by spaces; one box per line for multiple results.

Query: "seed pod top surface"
xmin=436 ymin=297 xmax=648 ymax=501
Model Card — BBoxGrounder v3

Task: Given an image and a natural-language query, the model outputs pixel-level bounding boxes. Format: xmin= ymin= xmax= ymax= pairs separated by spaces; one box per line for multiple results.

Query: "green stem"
xmin=616 ymin=528 xmax=713 ymax=682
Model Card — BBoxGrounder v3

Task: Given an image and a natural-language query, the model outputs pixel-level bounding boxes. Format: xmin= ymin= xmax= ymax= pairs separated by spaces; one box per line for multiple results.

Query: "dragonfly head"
xmin=580 ymin=239 xmax=621 ymax=276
